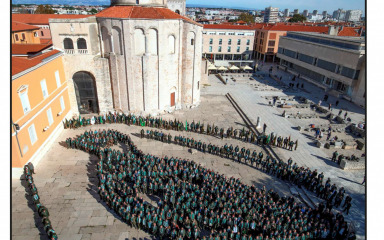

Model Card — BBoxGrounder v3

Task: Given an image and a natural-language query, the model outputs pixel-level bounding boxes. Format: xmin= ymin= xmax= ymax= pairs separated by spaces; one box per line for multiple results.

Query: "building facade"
xmin=167 ymin=0 xmax=186 ymax=16
xmin=345 ymin=10 xmax=362 ymax=22
xmin=49 ymin=0 xmax=204 ymax=116
xmin=202 ymin=25 xmax=255 ymax=67
xmin=303 ymin=10 xmax=309 ymax=17
xmin=264 ymin=7 xmax=279 ymax=23
xmin=12 ymin=47 xmax=71 ymax=169
xmin=277 ymin=32 xmax=365 ymax=107
xmin=12 ymin=21 xmax=41 ymax=44
xmin=293 ymin=9 xmax=299 ymax=15
xmin=284 ymin=9 xmax=289 ymax=17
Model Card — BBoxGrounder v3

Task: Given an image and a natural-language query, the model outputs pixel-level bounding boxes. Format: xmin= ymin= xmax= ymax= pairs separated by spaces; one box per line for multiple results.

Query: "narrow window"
xmin=47 ymin=108 xmax=53 ymax=126
xmin=41 ymin=31 xmax=44 ymax=37
xmin=218 ymin=46 xmax=222 ymax=52
xmin=15 ymin=34 xmax=19 ymax=41
xmin=60 ymin=96 xmax=65 ymax=111
xmin=209 ymin=46 xmax=212 ymax=52
xmin=55 ymin=71 xmax=61 ymax=88
xmin=21 ymin=33 xmax=25 ymax=40
xmin=28 ymin=124 xmax=37 ymax=145
xmin=40 ymin=79 xmax=48 ymax=99
xmin=191 ymin=38 xmax=194 ymax=46
xmin=19 ymin=91 xmax=31 ymax=114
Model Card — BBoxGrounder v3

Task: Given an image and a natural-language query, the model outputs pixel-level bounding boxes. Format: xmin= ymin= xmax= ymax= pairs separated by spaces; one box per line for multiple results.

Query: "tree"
xmin=238 ymin=13 xmax=255 ymax=23
xmin=35 ymin=5 xmax=55 ymax=14
xmin=288 ymin=14 xmax=307 ymax=23
xmin=89 ymin=8 xmax=98 ymax=14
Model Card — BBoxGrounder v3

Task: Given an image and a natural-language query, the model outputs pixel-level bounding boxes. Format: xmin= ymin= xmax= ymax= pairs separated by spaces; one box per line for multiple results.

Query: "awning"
xmin=241 ymin=65 xmax=253 ymax=70
xmin=208 ymin=65 xmax=217 ymax=70
xmin=229 ymin=65 xmax=240 ymax=70
xmin=218 ymin=66 xmax=228 ymax=71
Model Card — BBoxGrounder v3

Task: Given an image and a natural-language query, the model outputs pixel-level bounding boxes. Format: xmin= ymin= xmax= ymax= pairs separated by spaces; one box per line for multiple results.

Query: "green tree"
xmin=89 ymin=8 xmax=98 ymax=14
xmin=288 ymin=14 xmax=307 ymax=23
xmin=238 ymin=13 xmax=255 ymax=23
xmin=35 ymin=5 xmax=55 ymax=14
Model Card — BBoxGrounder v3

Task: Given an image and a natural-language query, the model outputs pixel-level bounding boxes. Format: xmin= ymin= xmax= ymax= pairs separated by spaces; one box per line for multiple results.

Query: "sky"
xmin=188 ymin=0 xmax=365 ymax=15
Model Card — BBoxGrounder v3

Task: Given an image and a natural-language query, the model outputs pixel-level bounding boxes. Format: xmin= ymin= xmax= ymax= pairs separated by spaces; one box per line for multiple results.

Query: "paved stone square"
xmin=12 ymin=69 xmax=366 ymax=239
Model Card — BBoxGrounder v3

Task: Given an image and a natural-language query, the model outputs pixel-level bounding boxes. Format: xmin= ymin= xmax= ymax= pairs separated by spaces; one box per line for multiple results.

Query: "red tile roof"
xmin=260 ymin=25 xmax=329 ymax=33
xmin=203 ymin=24 xmax=255 ymax=30
xmin=337 ymin=27 xmax=361 ymax=37
xmin=12 ymin=49 xmax=61 ymax=76
xmin=12 ymin=44 xmax=52 ymax=55
xmin=96 ymin=6 xmax=201 ymax=26
xmin=40 ymin=38 xmax=53 ymax=45
xmin=12 ymin=14 xmax=89 ymax=25
xmin=12 ymin=21 xmax=40 ymax=32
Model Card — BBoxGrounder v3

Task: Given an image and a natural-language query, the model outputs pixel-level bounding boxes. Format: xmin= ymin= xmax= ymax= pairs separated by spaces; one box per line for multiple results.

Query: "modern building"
xmin=322 ymin=11 xmax=328 ymax=19
xmin=49 ymin=0 xmax=204 ymax=116
xmin=312 ymin=10 xmax=318 ymax=15
xmin=12 ymin=45 xmax=71 ymax=171
xmin=277 ymin=32 xmax=365 ymax=107
xmin=333 ymin=9 xmax=346 ymax=21
xmin=302 ymin=10 xmax=309 ymax=17
xmin=345 ymin=10 xmax=362 ymax=22
xmin=284 ymin=9 xmax=289 ymax=17
xmin=293 ymin=9 xmax=299 ymax=15
xmin=264 ymin=7 xmax=279 ymax=23
xmin=12 ymin=21 xmax=41 ymax=44
xmin=254 ymin=25 xmax=329 ymax=62
xmin=167 ymin=0 xmax=186 ymax=16
xmin=202 ymin=24 xmax=256 ymax=67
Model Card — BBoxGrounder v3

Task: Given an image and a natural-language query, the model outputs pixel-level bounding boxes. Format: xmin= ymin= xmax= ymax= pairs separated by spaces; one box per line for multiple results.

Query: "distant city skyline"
xmin=12 ymin=0 xmax=366 ymax=16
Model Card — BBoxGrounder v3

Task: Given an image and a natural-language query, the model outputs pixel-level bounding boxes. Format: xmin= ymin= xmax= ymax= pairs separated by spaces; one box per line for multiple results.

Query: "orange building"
xmin=12 ymin=44 xmax=71 ymax=172
xmin=12 ymin=21 xmax=41 ymax=44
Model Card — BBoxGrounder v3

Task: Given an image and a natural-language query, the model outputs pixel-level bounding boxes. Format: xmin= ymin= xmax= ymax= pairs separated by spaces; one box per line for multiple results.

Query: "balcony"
xmin=64 ymin=49 xmax=88 ymax=55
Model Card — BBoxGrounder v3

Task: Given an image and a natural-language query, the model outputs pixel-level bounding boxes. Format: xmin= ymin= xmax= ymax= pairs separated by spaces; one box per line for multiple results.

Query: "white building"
xmin=167 ymin=0 xmax=186 ymax=16
xmin=293 ymin=9 xmax=299 ymax=15
xmin=313 ymin=10 xmax=318 ymax=15
xmin=346 ymin=10 xmax=362 ymax=22
xmin=264 ymin=7 xmax=279 ymax=23
xmin=284 ymin=9 xmax=289 ymax=17
xmin=303 ymin=10 xmax=309 ymax=17
xmin=307 ymin=14 xmax=323 ymax=22
xmin=49 ymin=0 xmax=205 ymax=116
xmin=322 ymin=11 xmax=328 ymax=19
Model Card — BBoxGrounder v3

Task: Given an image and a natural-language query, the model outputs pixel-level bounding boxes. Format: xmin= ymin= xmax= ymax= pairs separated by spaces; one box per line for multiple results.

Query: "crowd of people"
xmin=64 ymin=128 xmax=354 ymax=239
xmin=64 ymin=112 xmax=298 ymax=151
xmin=24 ymin=163 xmax=58 ymax=240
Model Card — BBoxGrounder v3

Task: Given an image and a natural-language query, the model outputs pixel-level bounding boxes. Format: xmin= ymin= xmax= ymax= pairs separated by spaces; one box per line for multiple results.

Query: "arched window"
xmin=168 ymin=35 xmax=175 ymax=54
xmin=73 ymin=72 xmax=99 ymax=114
xmin=15 ymin=34 xmax=19 ymax=41
xmin=77 ymin=38 xmax=87 ymax=49
xmin=63 ymin=38 xmax=74 ymax=49
xmin=112 ymin=26 xmax=123 ymax=55
xmin=101 ymin=27 xmax=111 ymax=53
xmin=134 ymin=28 xmax=145 ymax=55
xmin=175 ymin=10 xmax=180 ymax=14
xmin=148 ymin=28 xmax=158 ymax=55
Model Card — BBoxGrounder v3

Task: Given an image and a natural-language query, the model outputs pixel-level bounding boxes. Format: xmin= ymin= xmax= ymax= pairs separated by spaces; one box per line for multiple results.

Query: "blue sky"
xmin=188 ymin=0 xmax=365 ymax=15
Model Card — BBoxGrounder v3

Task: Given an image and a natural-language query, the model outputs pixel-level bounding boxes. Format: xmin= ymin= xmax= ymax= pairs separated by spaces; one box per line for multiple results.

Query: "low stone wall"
xmin=340 ymin=158 xmax=366 ymax=170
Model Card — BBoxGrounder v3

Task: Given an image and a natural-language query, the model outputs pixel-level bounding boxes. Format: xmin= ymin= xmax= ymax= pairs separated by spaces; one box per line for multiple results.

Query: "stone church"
xmin=49 ymin=0 xmax=205 ymax=116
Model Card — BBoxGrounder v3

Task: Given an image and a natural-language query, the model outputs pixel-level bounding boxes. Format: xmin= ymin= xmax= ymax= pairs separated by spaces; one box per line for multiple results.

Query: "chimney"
xmin=328 ymin=25 xmax=338 ymax=35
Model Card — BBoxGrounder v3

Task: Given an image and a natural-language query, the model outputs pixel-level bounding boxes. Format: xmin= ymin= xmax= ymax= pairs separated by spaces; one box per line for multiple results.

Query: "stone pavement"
xmin=12 ymin=95 xmax=298 ymax=240
xmin=206 ymin=71 xmax=366 ymax=239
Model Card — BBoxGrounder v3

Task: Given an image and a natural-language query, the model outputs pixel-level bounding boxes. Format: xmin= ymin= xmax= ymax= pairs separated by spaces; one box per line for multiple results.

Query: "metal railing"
xmin=64 ymin=49 xmax=88 ymax=55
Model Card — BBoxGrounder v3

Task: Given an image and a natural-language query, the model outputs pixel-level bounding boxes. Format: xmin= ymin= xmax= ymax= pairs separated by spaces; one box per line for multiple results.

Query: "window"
xmin=209 ymin=46 xmax=212 ymax=52
xmin=354 ymin=70 xmax=360 ymax=80
xmin=267 ymin=48 xmax=274 ymax=53
xmin=19 ymin=91 xmax=31 ymax=114
xmin=169 ymin=35 xmax=176 ymax=54
xmin=28 ymin=124 xmax=37 ymax=145
xmin=60 ymin=96 xmax=65 ymax=111
xmin=47 ymin=108 xmax=53 ymax=126
xmin=237 ymin=46 xmax=240 ymax=53
xmin=317 ymin=59 xmax=337 ymax=72
xmin=63 ymin=38 xmax=74 ymax=49
xmin=40 ymin=80 xmax=48 ymax=99
xmin=218 ymin=46 xmax=222 ymax=52
xmin=237 ymin=39 xmax=241 ymax=45
xmin=15 ymin=34 xmax=19 ymax=41
xmin=136 ymin=0 xmax=139 ymax=4
xmin=34 ymin=32 xmax=38 ymax=37
xmin=341 ymin=66 xmax=356 ymax=78
xmin=197 ymin=81 xmax=200 ymax=90
xmin=268 ymin=40 xmax=275 ymax=47
xmin=246 ymin=47 xmax=249 ymax=51
xmin=55 ymin=71 xmax=61 ymax=88
xmin=277 ymin=47 xmax=284 ymax=54
xmin=314 ymin=58 xmax=318 ymax=66
xmin=246 ymin=39 xmax=250 ymax=45
xmin=219 ymin=39 xmax=222 ymax=45
xmin=298 ymin=53 xmax=314 ymax=65
xmin=21 ymin=33 xmax=25 ymax=40
xmin=77 ymin=38 xmax=87 ymax=49
xmin=227 ymin=46 xmax=231 ymax=52
xmin=228 ymin=39 xmax=232 ymax=45
xmin=41 ymin=31 xmax=44 ymax=37
xmin=191 ymin=39 xmax=194 ymax=45
xmin=209 ymin=38 xmax=213 ymax=44
xmin=228 ymin=32 xmax=235 ymax=35
xmin=218 ymin=32 xmax=225 ymax=35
